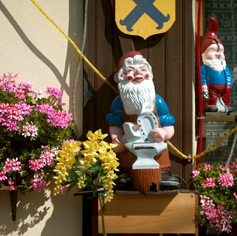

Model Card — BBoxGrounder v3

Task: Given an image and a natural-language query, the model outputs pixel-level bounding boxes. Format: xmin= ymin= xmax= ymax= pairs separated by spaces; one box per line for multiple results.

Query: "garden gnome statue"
xmin=201 ymin=17 xmax=233 ymax=112
xmin=106 ymin=51 xmax=181 ymax=192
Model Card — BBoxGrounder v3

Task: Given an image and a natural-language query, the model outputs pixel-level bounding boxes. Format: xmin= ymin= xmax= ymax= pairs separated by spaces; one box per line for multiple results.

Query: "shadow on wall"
xmin=41 ymin=184 xmax=83 ymax=236
xmin=0 ymin=2 xmax=69 ymax=93
xmin=0 ymin=183 xmax=82 ymax=236
xmin=0 ymin=189 xmax=50 ymax=235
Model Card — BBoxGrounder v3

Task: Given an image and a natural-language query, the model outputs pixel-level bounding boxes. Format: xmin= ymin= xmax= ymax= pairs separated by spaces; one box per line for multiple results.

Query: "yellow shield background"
xmin=115 ymin=0 xmax=176 ymax=40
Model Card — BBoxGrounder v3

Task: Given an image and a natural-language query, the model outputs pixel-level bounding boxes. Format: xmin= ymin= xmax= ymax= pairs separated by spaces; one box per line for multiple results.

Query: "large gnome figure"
xmin=106 ymin=51 xmax=180 ymax=191
xmin=201 ymin=17 xmax=233 ymax=112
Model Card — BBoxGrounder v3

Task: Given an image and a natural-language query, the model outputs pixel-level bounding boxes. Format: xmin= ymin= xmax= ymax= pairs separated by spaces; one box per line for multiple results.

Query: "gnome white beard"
xmin=118 ymin=78 xmax=156 ymax=115
xmin=202 ymin=55 xmax=226 ymax=71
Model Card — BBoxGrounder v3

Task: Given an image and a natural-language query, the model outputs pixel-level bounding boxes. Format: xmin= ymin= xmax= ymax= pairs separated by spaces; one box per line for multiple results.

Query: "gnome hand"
xmin=109 ymin=126 xmax=126 ymax=153
xmin=150 ymin=126 xmax=174 ymax=143
xmin=111 ymin=137 xmax=126 ymax=153
xmin=202 ymin=90 xmax=209 ymax=100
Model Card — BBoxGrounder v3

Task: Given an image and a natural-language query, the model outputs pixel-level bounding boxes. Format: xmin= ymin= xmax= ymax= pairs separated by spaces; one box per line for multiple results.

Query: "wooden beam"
xmin=204 ymin=112 xmax=237 ymax=122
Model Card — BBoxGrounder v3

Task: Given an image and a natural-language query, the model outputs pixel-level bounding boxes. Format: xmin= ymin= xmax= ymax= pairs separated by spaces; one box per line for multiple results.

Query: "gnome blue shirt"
xmin=106 ymin=94 xmax=175 ymax=128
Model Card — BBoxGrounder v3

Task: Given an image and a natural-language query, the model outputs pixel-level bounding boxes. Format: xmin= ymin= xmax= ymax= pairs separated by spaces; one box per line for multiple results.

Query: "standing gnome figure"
xmin=106 ymin=51 xmax=181 ymax=192
xmin=201 ymin=17 xmax=233 ymax=112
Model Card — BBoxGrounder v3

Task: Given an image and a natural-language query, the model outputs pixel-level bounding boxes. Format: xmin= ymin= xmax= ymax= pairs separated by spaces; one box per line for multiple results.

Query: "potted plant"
xmin=193 ymin=160 xmax=237 ymax=234
xmin=0 ymin=73 xmax=75 ymax=193
xmin=53 ymin=129 xmax=119 ymax=235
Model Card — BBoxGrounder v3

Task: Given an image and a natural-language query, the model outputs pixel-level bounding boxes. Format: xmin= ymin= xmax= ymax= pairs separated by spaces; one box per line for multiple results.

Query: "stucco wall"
xmin=0 ymin=0 xmax=84 ymax=235
xmin=0 ymin=185 xmax=82 ymax=236
xmin=0 ymin=0 xmax=83 ymax=136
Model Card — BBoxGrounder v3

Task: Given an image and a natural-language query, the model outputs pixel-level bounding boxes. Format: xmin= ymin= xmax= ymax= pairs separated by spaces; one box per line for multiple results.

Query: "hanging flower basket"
xmin=0 ymin=73 xmax=75 ymax=194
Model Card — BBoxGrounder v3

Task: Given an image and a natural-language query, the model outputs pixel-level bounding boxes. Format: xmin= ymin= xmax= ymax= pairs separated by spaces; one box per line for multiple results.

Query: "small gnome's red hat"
xmin=116 ymin=51 xmax=143 ymax=72
xmin=201 ymin=17 xmax=223 ymax=54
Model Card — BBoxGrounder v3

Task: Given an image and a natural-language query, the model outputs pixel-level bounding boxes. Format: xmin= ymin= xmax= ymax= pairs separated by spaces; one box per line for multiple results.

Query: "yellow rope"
xmin=30 ymin=0 xmax=236 ymax=161
xmin=30 ymin=0 xmax=119 ymax=94
xmin=167 ymin=126 xmax=237 ymax=160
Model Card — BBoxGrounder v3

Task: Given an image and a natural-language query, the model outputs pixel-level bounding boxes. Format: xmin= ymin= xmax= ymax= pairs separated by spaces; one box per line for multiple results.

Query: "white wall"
xmin=0 ymin=185 xmax=82 ymax=236
xmin=0 ymin=0 xmax=83 ymax=136
xmin=0 ymin=0 xmax=84 ymax=235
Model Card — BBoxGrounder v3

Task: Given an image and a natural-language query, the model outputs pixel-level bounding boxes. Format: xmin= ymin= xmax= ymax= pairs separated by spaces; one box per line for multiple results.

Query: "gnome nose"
xmin=134 ymin=68 xmax=141 ymax=76
xmin=216 ymin=52 xmax=221 ymax=59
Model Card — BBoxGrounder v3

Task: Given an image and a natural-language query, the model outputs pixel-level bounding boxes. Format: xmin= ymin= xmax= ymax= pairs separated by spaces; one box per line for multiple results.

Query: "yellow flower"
xmin=53 ymin=130 xmax=119 ymax=202
xmin=53 ymin=140 xmax=81 ymax=195
xmin=83 ymin=140 xmax=100 ymax=151
xmin=86 ymin=129 xmax=108 ymax=141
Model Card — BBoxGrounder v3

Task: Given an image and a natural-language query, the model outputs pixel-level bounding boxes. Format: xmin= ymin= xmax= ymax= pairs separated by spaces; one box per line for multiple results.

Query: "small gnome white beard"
xmin=119 ymin=79 xmax=156 ymax=115
xmin=202 ymin=56 xmax=226 ymax=71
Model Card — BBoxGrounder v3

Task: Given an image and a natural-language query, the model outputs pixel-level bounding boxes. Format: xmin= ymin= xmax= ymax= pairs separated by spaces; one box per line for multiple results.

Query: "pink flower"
xmin=202 ymin=177 xmax=216 ymax=188
xmin=46 ymin=87 xmax=63 ymax=100
xmin=200 ymin=195 xmax=216 ymax=220
xmin=0 ymin=102 xmax=32 ymax=131
xmin=0 ymin=74 xmax=30 ymax=99
xmin=192 ymin=169 xmax=200 ymax=178
xmin=200 ymin=196 xmax=233 ymax=233
xmin=30 ymin=172 xmax=48 ymax=191
xmin=204 ymin=163 xmax=212 ymax=171
xmin=28 ymin=158 xmax=45 ymax=171
xmin=28 ymin=147 xmax=58 ymax=171
xmin=0 ymin=170 xmax=8 ymax=181
xmin=0 ymin=72 xmax=17 ymax=81
xmin=58 ymin=102 xmax=66 ymax=106
xmin=8 ymin=180 xmax=15 ymax=191
xmin=19 ymin=82 xmax=32 ymax=90
xmin=59 ymin=184 xmax=70 ymax=194
xmin=218 ymin=164 xmax=225 ymax=170
xmin=231 ymin=162 xmax=237 ymax=168
xmin=27 ymin=89 xmax=43 ymax=100
xmin=49 ymin=110 xmax=73 ymax=128
xmin=35 ymin=104 xmax=72 ymax=128
xmin=218 ymin=170 xmax=234 ymax=187
xmin=233 ymin=192 xmax=237 ymax=200
xmin=4 ymin=158 xmax=21 ymax=172
xmin=39 ymin=146 xmax=58 ymax=167
xmin=30 ymin=178 xmax=48 ymax=191
xmin=22 ymin=122 xmax=38 ymax=137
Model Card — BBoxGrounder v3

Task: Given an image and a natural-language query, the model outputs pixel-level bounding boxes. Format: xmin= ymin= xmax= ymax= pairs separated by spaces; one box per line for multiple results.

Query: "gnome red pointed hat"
xmin=201 ymin=17 xmax=223 ymax=54
xmin=116 ymin=51 xmax=143 ymax=71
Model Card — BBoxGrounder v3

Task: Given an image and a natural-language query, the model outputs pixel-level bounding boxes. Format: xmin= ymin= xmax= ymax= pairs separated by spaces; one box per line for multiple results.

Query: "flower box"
xmin=98 ymin=190 xmax=199 ymax=235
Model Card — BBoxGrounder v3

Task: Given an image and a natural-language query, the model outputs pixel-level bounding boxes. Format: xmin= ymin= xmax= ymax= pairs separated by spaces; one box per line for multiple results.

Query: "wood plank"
xmin=164 ymin=0 xmax=183 ymax=177
xmin=204 ymin=112 xmax=237 ymax=122
xmin=95 ymin=1 xmax=116 ymax=133
xmin=98 ymin=192 xmax=198 ymax=234
xmin=148 ymin=35 xmax=166 ymax=97
xmin=182 ymin=0 xmax=195 ymax=182
xmin=0 ymin=186 xmax=10 ymax=190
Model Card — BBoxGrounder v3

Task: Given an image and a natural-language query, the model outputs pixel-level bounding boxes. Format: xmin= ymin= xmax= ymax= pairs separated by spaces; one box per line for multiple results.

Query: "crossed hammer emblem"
xmin=119 ymin=0 xmax=170 ymax=31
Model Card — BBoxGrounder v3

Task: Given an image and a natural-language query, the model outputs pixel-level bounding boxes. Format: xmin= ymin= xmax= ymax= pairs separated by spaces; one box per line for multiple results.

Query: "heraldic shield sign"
xmin=115 ymin=0 xmax=176 ymax=39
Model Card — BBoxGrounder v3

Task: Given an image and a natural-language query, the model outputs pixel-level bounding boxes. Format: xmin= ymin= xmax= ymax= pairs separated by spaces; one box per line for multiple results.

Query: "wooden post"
xmin=131 ymin=168 xmax=161 ymax=192
xmin=10 ymin=189 xmax=17 ymax=221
